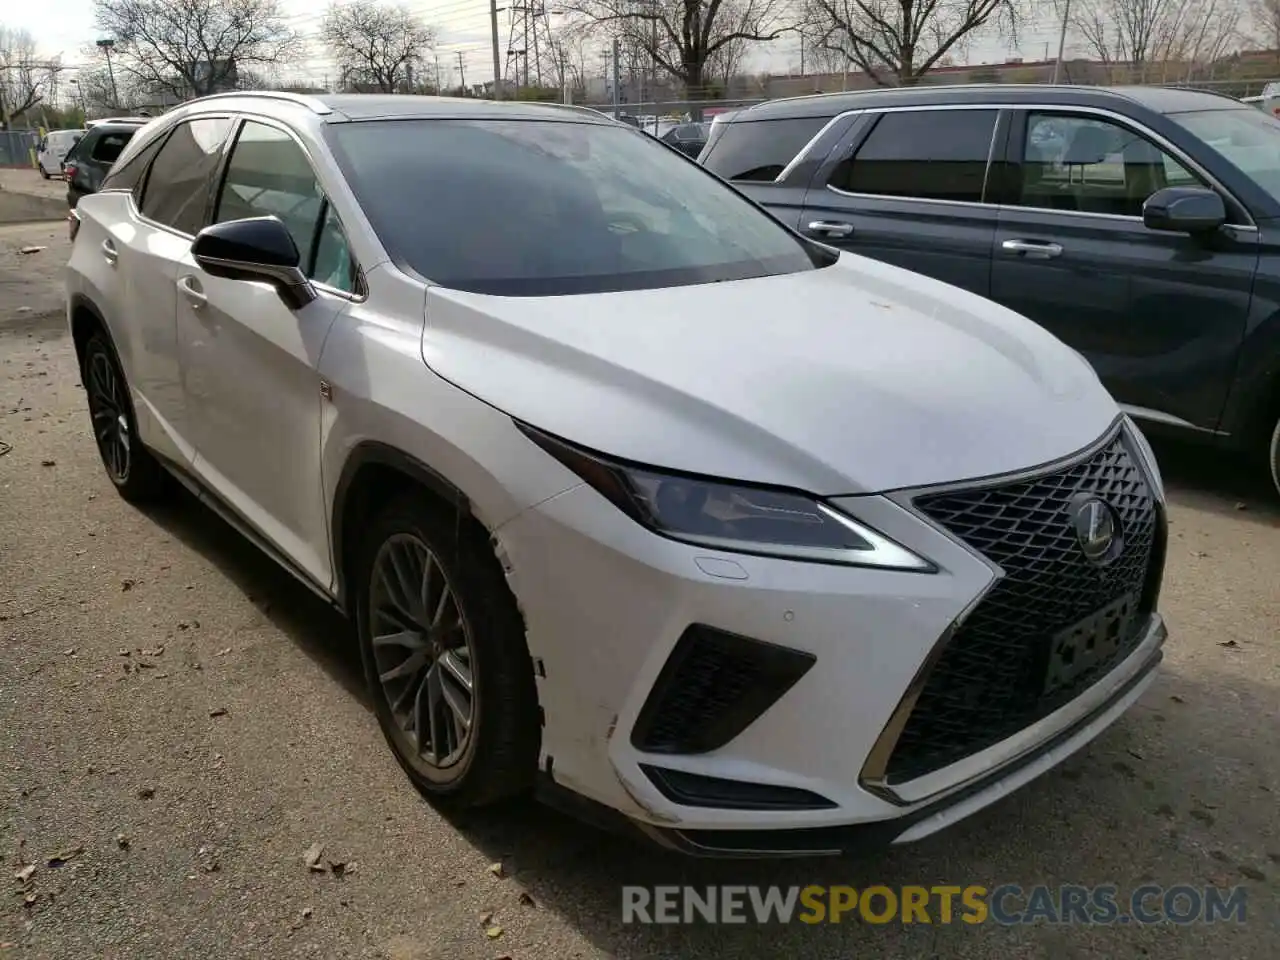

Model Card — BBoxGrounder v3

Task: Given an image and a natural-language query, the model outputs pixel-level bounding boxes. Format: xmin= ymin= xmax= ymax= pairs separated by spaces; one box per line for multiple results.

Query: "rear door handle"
xmin=101 ymin=239 xmax=118 ymax=266
xmin=807 ymin=220 xmax=854 ymax=238
xmin=1001 ymin=238 xmax=1063 ymax=259
xmin=177 ymin=275 xmax=207 ymax=309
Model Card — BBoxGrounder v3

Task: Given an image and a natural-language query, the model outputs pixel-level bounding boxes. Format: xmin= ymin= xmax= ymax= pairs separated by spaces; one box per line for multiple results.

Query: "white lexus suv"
xmin=66 ymin=92 xmax=1168 ymax=856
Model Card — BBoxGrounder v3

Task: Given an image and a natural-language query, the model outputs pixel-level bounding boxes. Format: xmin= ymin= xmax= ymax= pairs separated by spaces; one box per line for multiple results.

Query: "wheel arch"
xmin=330 ymin=441 xmax=476 ymax=612
xmin=69 ymin=294 xmax=111 ymax=371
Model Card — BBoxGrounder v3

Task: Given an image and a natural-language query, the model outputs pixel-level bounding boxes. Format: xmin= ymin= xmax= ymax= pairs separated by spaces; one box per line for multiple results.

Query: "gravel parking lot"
xmin=1 ymin=216 xmax=1278 ymax=959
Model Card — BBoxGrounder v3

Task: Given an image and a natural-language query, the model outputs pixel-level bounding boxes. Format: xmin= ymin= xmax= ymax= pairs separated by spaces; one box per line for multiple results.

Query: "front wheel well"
xmin=332 ymin=446 xmax=484 ymax=612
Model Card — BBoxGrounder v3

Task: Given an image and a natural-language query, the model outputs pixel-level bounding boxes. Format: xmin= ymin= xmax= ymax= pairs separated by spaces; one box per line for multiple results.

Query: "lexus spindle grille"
xmin=887 ymin=429 xmax=1163 ymax=783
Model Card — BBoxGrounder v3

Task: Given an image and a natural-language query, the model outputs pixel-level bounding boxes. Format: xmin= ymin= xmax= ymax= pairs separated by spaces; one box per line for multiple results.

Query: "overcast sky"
xmin=9 ymin=0 xmax=1100 ymax=89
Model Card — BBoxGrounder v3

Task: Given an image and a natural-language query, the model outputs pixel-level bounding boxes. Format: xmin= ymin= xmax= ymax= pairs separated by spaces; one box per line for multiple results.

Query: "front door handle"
xmin=1001 ymin=238 xmax=1063 ymax=259
xmin=101 ymin=239 xmax=118 ymax=266
xmin=177 ymin=275 xmax=207 ymax=309
xmin=807 ymin=220 xmax=854 ymax=238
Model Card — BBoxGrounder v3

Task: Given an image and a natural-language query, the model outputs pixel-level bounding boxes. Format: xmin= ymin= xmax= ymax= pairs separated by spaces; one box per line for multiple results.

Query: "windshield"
xmin=1173 ymin=107 xmax=1280 ymax=203
xmin=326 ymin=118 xmax=831 ymax=296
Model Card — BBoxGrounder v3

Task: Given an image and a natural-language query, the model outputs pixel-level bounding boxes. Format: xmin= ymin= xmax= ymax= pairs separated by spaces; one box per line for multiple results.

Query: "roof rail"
xmin=181 ymin=90 xmax=332 ymax=115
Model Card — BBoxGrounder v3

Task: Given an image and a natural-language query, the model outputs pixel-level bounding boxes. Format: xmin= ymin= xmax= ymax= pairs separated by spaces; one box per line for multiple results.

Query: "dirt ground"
xmin=1 ymin=219 xmax=1278 ymax=959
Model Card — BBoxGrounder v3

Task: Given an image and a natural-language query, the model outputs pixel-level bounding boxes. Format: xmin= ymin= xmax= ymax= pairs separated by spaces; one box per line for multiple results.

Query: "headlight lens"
xmin=518 ymin=424 xmax=933 ymax=572
xmin=1124 ymin=416 xmax=1165 ymax=500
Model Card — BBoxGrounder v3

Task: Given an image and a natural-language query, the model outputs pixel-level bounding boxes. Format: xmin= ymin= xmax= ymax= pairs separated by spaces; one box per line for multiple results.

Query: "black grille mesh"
xmin=632 ymin=626 xmax=815 ymax=755
xmin=889 ymin=431 xmax=1158 ymax=782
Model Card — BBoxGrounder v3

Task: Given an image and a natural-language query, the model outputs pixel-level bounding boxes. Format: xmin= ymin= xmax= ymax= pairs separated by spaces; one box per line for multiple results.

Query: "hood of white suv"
xmin=419 ymin=253 xmax=1119 ymax=494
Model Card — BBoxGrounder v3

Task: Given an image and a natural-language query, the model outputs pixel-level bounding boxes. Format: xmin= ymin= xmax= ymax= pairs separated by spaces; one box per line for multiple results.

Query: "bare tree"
xmin=70 ymin=62 xmax=132 ymax=116
xmin=0 ymin=27 xmax=62 ymax=124
xmin=803 ymin=0 xmax=1021 ymax=86
xmin=322 ymin=1 xmax=436 ymax=93
xmin=1254 ymin=0 xmax=1280 ymax=61
xmin=705 ymin=34 xmax=749 ymax=87
xmin=562 ymin=0 xmax=796 ymax=100
xmin=1070 ymin=0 xmax=1240 ymax=82
xmin=92 ymin=0 xmax=303 ymax=101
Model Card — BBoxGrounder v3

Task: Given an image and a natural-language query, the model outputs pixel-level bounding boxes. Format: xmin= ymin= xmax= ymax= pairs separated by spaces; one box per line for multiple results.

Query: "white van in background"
xmin=1257 ymin=82 xmax=1280 ymax=118
xmin=36 ymin=129 xmax=86 ymax=179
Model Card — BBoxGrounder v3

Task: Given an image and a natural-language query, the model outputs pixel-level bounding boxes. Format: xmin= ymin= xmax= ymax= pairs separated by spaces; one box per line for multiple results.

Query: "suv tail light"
xmin=63 ymin=162 xmax=77 ymax=181
xmin=68 ymin=209 xmax=80 ymax=242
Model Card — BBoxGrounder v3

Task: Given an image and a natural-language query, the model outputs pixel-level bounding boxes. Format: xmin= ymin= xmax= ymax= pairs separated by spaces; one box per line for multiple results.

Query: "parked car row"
xmin=35 ymin=118 xmax=151 ymax=190
xmin=696 ymin=84 xmax=1280 ymax=499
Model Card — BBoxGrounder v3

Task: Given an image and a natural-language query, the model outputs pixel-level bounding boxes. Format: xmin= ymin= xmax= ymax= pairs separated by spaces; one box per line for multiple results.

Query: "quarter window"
xmin=1017 ymin=112 xmax=1204 ymax=218
xmin=139 ymin=117 xmax=234 ymax=234
xmin=215 ymin=120 xmax=358 ymax=294
xmin=829 ymin=110 xmax=997 ymax=203
xmin=700 ymin=116 xmax=829 ymax=182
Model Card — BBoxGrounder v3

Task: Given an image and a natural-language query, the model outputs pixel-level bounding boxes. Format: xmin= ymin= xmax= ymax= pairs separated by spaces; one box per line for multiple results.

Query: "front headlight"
xmin=517 ymin=424 xmax=934 ymax=572
xmin=1124 ymin=415 xmax=1165 ymax=501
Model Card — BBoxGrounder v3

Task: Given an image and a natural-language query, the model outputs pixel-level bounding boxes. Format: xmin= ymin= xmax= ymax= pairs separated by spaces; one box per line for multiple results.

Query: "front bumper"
xmin=494 ymin=420 xmax=1166 ymax=852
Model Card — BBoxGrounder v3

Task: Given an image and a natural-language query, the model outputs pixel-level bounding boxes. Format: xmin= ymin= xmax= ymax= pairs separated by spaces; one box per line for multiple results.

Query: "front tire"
xmin=39 ymin=165 xmax=51 ymax=180
xmin=355 ymin=496 xmax=540 ymax=809
xmin=82 ymin=332 xmax=168 ymax=503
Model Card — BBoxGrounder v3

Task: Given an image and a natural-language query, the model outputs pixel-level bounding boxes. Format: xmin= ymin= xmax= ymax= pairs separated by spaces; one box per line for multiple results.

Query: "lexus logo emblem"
xmin=1072 ymin=496 xmax=1120 ymax=564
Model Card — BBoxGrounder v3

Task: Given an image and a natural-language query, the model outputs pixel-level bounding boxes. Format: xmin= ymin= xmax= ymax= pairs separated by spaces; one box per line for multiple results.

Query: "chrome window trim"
xmin=785 ymin=100 xmax=1255 ymax=228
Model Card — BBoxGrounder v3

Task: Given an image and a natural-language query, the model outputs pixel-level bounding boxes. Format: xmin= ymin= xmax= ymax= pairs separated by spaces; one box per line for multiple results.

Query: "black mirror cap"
xmin=191 ymin=216 xmax=317 ymax=310
xmin=193 ymin=216 xmax=301 ymax=269
xmin=1143 ymin=186 xmax=1227 ymax=234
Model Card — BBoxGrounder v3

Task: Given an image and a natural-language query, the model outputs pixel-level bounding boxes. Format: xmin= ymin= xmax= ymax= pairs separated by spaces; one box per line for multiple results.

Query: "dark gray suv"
xmin=699 ymin=85 xmax=1280 ymax=497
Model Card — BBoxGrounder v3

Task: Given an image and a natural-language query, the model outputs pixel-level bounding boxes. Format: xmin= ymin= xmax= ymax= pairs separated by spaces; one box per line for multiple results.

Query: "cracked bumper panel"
xmin=494 ymin=482 xmax=997 ymax=831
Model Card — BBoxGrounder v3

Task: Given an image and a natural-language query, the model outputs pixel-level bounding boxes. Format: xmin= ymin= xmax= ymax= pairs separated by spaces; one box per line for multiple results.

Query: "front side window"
xmin=700 ymin=116 xmax=829 ymax=182
xmin=1018 ymin=112 xmax=1203 ymax=218
xmin=139 ymin=117 xmax=234 ymax=235
xmin=214 ymin=120 xmax=358 ymax=294
xmin=829 ymin=110 xmax=997 ymax=203
xmin=326 ymin=118 xmax=833 ymax=296
xmin=1172 ymin=106 xmax=1280 ymax=204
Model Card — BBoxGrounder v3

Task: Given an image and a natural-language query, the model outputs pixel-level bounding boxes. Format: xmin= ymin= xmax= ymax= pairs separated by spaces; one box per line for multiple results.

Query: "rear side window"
xmin=139 ymin=117 xmax=234 ymax=235
xmin=829 ymin=110 xmax=997 ymax=203
xmin=700 ymin=116 xmax=830 ymax=182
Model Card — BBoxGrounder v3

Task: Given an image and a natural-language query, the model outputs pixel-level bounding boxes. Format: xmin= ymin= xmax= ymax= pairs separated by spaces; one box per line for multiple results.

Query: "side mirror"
xmin=1142 ymin=186 xmax=1226 ymax=235
xmin=191 ymin=216 xmax=317 ymax=310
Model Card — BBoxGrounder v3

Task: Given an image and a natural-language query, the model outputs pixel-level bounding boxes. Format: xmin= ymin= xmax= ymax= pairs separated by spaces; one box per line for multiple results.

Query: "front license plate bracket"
xmin=1044 ymin=593 xmax=1137 ymax=696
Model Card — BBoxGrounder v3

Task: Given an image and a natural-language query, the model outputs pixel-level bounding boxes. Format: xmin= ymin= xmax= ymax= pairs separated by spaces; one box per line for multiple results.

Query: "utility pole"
xmin=490 ymin=0 xmax=503 ymax=99
xmin=433 ymin=54 xmax=442 ymax=93
xmin=457 ymin=51 xmax=467 ymax=94
xmin=648 ymin=0 xmax=659 ymax=134
xmin=611 ymin=37 xmax=620 ymax=117
xmin=560 ymin=47 xmax=570 ymax=103
xmin=96 ymin=38 xmax=120 ymax=109
xmin=1052 ymin=0 xmax=1071 ymax=84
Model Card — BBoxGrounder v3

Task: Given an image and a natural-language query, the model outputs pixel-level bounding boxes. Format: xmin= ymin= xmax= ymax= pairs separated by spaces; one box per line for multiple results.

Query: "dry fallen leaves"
xmin=303 ymin=842 xmax=325 ymax=872
xmin=14 ymin=865 xmax=35 ymax=885
xmin=47 ymin=846 xmax=84 ymax=868
xmin=209 ymin=707 xmax=229 ymax=718
xmin=487 ymin=862 xmax=505 ymax=879
xmin=485 ymin=926 xmax=504 ymax=940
